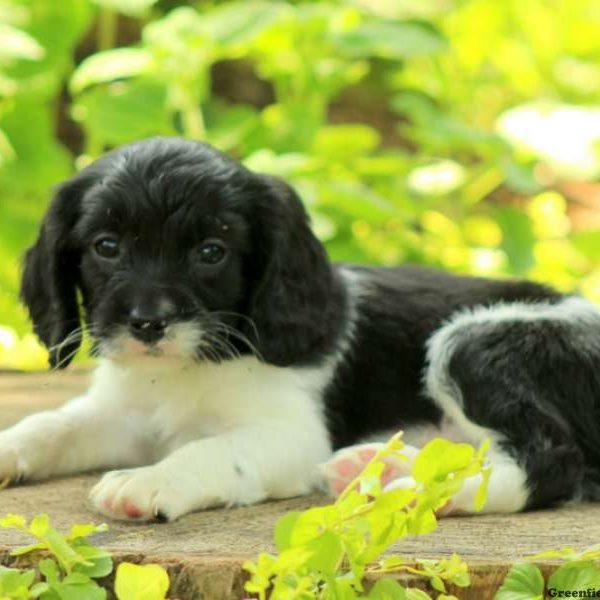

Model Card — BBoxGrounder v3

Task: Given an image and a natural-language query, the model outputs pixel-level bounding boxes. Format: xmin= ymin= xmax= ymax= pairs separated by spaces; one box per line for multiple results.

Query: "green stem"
xmin=97 ymin=8 xmax=117 ymax=51
xmin=181 ymin=101 xmax=206 ymax=140
xmin=179 ymin=81 xmax=206 ymax=139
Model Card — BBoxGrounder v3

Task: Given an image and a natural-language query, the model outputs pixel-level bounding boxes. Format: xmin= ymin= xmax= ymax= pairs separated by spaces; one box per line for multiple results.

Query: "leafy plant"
xmin=496 ymin=544 xmax=600 ymax=600
xmin=0 ymin=514 xmax=170 ymax=599
xmin=243 ymin=433 xmax=490 ymax=599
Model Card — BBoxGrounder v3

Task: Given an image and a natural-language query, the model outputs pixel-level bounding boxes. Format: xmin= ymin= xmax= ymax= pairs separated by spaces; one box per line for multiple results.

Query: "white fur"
xmin=0 ymin=271 xmax=366 ymax=521
xmin=0 ymin=355 xmax=333 ymax=520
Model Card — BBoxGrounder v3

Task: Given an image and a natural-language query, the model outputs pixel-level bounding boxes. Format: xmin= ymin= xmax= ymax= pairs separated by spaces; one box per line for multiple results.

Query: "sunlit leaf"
xmin=114 ymin=562 xmax=170 ymax=600
xmin=548 ymin=561 xmax=600 ymax=595
xmin=0 ymin=23 xmax=44 ymax=62
xmin=72 ymin=79 xmax=173 ymax=148
xmin=336 ymin=20 xmax=447 ymax=59
xmin=495 ymin=563 xmax=544 ymax=600
xmin=70 ymin=48 xmax=153 ymax=94
xmin=274 ymin=511 xmax=301 ymax=552
xmin=368 ymin=578 xmax=408 ymax=599
xmin=90 ymin=0 xmax=159 ymax=18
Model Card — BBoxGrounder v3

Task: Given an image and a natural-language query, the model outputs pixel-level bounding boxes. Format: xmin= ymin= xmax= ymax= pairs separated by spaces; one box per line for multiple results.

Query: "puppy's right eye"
xmin=93 ymin=236 xmax=120 ymax=259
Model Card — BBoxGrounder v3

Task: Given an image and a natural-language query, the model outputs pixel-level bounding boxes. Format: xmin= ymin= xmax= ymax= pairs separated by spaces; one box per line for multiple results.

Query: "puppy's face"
xmin=21 ymin=137 xmax=340 ymax=369
xmin=74 ymin=154 xmax=250 ymax=363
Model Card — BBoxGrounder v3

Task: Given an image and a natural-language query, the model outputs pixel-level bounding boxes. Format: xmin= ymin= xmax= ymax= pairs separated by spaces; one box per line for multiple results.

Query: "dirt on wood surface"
xmin=1 ymin=370 xmax=599 ymax=598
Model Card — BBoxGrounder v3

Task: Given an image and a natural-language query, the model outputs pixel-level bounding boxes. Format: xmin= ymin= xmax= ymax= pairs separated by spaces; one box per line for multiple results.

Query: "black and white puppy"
xmin=7 ymin=136 xmax=600 ymax=521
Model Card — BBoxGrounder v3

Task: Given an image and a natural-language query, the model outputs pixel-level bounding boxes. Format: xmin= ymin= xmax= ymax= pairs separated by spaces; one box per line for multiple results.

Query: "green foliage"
xmin=1 ymin=0 xmax=600 ymax=368
xmin=496 ymin=543 xmax=600 ymax=600
xmin=0 ymin=514 xmax=169 ymax=600
xmin=243 ymin=433 xmax=488 ymax=599
xmin=495 ymin=563 xmax=544 ymax=600
xmin=114 ymin=563 xmax=170 ymax=600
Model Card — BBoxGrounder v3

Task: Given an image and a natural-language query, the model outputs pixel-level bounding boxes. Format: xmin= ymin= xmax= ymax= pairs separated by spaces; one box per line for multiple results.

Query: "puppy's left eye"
xmin=198 ymin=241 xmax=227 ymax=265
xmin=93 ymin=236 xmax=120 ymax=260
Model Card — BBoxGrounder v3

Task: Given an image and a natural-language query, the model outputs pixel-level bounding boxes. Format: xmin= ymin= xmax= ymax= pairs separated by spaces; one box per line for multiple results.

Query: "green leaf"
xmin=274 ymin=511 xmax=301 ymax=552
xmin=0 ymin=566 xmax=36 ymax=597
xmin=30 ymin=514 xmax=50 ymax=538
xmin=70 ymin=48 xmax=153 ymax=94
xmin=200 ymin=1 xmax=284 ymax=46
xmin=114 ymin=563 xmax=170 ymax=600
xmin=304 ymin=530 xmax=343 ymax=576
xmin=335 ymin=20 xmax=447 ymax=59
xmin=571 ymin=230 xmax=600 ymax=260
xmin=368 ymin=578 xmax=408 ymax=599
xmin=7 ymin=0 xmax=92 ymax=98
xmin=72 ymin=79 xmax=173 ymax=147
xmin=39 ymin=559 xmax=60 ymax=586
xmin=90 ymin=0 xmax=159 ymax=18
xmin=379 ymin=557 xmax=406 ymax=571
xmin=548 ymin=561 xmax=600 ymax=595
xmin=412 ymin=439 xmax=475 ymax=484
xmin=494 ymin=206 xmax=536 ymax=276
xmin=63 ymin=572 xmax=94 ymax=585
xmin=405 ymin=589 xmax=433 ymax=600
xmin=313 ymin=125 xmax=381 ymax=160
xmin=72 ymin=543 xmax=114 ymax=578
xmin=67 ymin=523 xmax=108 ymax=541
xmin=48 ymin=580 xmax=106 ymax=600
xmin=45 ymin=528 xmax=88 ymax=571
xmin=0 ymin=23 xmax=45 ymax=62
xmin=0 ymin=514 xmax=27 ymax=530
xmin=30 ymin=582 xmax=51 ymax=598
xmin=288 ymin=506 xmax=329 ymax=546
xmin=0 ymin=99 xmax=73 ymax=199
xmin=495 ymin=563 xmax=544 ymax=600
xmin=11 ymin=542 xmax=46 ymax=557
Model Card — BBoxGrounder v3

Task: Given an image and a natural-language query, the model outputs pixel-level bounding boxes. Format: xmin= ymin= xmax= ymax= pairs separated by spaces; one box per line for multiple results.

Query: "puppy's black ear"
xmin=20 ymin=173 xmax=94 ymax=369
xmin=243 ymin=176 xmax=344 ymax=366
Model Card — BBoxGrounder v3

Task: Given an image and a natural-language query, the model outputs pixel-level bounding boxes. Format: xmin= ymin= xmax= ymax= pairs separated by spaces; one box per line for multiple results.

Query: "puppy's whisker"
xmin=209 ymin=311 xmax=261 ymax=342
xmin=205 ymin=328 xmax=244 ymax=359
xmin=205 ymin=332 xmax=241 ymax=361
xmin=47 ymin=328 xmax=84 ymax=353
xmin=50 ymin=346 xmax=81 ymax=371
xmin=47 ymin=323 xmax=99 ymax=360
xmin=207 ymin=322 xmax=263 ymax=361
xmin=197 ymin=340 xmax=220 ymax=363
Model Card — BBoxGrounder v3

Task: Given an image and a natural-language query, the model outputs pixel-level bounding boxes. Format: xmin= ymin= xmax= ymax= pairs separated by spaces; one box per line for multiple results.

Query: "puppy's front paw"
xmin=0 ymin=434 xmax=28 ymax=485
xmin=89 ymin=466 xmax=193 ymax=522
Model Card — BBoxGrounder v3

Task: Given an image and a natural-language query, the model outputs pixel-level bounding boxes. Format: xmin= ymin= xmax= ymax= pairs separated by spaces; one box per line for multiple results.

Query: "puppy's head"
xmin=21 ymin=137 xmax=342 ymax=369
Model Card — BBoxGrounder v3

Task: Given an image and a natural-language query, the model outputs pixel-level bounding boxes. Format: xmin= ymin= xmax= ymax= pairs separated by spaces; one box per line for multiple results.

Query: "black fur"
xmin=323 ymin=265 xmax=563 ymax=449
xmin=20 ymin=136 xmax=600 ymax=513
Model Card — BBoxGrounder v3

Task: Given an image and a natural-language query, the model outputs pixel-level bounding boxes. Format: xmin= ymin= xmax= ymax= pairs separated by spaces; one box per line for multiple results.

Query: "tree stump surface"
xmin=0 ymin=371 xmax=597 ymax=599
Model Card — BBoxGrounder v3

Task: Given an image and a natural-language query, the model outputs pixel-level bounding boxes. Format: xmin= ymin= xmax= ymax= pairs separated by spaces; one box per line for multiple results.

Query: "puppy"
xmin=5 ymin=136 xmax=600 ymax=521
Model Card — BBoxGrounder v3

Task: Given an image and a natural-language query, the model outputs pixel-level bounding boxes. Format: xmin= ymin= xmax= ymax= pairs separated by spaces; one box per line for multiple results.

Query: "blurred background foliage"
xmin=2 ymin=0 xmax=600 ymax=369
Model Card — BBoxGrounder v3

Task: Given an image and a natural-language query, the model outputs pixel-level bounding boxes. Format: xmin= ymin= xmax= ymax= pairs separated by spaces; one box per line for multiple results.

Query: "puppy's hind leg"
xmin=423 ymin=300 xmax=594 ymax=515
xmin=320 ymin=442 xmax=419 ymax=497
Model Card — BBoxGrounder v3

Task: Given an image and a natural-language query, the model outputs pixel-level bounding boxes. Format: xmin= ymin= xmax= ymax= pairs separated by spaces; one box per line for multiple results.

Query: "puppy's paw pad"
xmin=320 ymin=443 xmax=414 ymax=497
xmin=90 ymin=467 xmax=173 ymax=522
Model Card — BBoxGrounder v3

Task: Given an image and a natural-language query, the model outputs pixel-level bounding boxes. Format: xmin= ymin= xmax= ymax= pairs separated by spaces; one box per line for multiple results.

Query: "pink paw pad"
xmin=334 ymin=459 xmax=357 ymax=477
xmin=357 ymin=448 xmax=377 ymax=462
xmin=322 ymin=443 xmax=413 ymax=498
xmin=123 ymin=499 xmax=142 ymax=519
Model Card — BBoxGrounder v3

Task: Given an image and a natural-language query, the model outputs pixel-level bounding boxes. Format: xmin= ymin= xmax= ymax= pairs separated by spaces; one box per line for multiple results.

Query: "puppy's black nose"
xmin=128 ymin=306 xmax=173 ymax=344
